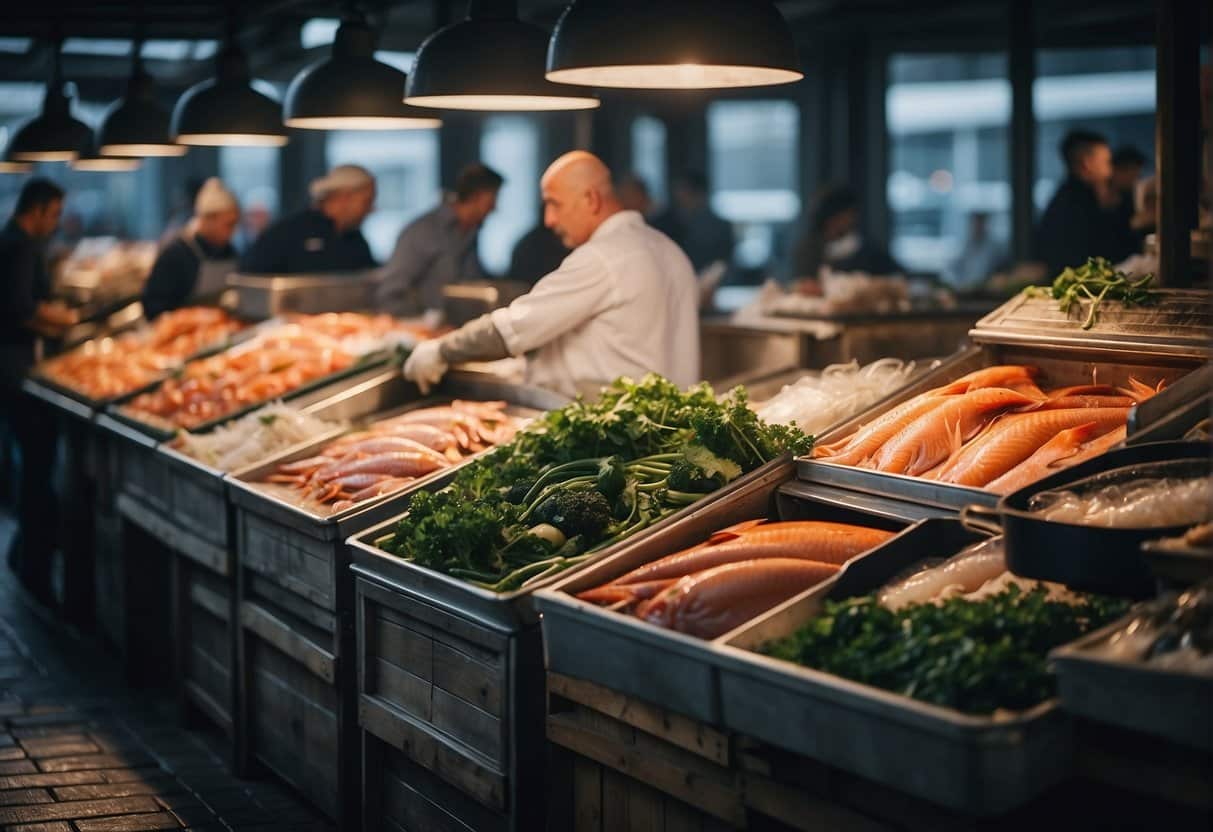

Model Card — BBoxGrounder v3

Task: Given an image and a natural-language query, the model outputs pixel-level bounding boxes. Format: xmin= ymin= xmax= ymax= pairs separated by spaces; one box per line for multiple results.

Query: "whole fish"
xmin=576 ymin=578 xmax=678 ymax=606
xmin=607 ymin=521 xmax=894 ymax=586
xmin=872 ymin=388 xmax=1037 ymax=476
xmin=985 ymin=421 xmax=1106 ymax=495
xmin=312 ymin=451 xmax=447 ymax=482
xmin=936 ymin=407 xmax=1128 ymax=487
xmin=637 ymin=558 xmax=840 ymax=639
xmin=812 ymin=380 xmax=970 ymax=464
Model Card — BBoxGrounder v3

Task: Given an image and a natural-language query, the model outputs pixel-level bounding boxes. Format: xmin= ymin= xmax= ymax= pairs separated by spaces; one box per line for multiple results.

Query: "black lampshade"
xmin=546 ymin=0 xmax=803 ymax=90
xmin=405 ymin=0 xmax=598 ymax=111
xmin=71 ymin=146 xmax=142 ymax=172
xmin=98 ymin=57 xmax=187 ymax=157
xmin=8 ymin=82 xmax=93 ymax=162
xmin=285 ymin=16 xmax=441 ymax=130
xmin=172 ymin=41 xmax=288 ymax=146
xmin=0 ymin=160 xmax=33 ymax=173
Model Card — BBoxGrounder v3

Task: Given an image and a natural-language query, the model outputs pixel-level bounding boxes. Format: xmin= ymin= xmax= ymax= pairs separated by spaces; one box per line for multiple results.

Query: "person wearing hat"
xmin=376 ymin=163 xmax=503 ymax=322
xmin=142 ymin=178 xmax=241 ymax=319
xmin=240 ymin=164 xmax=377 ymax=275
xmin=403 ymin=151 xmax=699 ymax=399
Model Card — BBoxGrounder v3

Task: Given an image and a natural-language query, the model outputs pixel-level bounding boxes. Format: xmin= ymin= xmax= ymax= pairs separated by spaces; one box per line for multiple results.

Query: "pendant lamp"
xmin=71 ymin=149 xmax=142 ymax=172
xmin=172 ymin=26 xmax=288 ymax=146
xmin=97 ymin=37 xmax=187 ymax=157
xmin=546 ymin=0 xmax=803 ymax=90
xmin=405 ymin=0 xmax=598 ymax=111
xmin=285 ymin=10 xmax=441 ymax=129
xmin=7 ymin=41 xmax=93 ymax=161
xmin=0 ymin=162 xmax=34 ymax=174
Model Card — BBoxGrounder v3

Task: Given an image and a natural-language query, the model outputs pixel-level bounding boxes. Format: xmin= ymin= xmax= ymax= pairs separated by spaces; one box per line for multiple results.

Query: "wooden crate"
xmin=354 ymin=572 xmax=547 ymax=832
xmin=176 ymin=557 xmax=235 ymax=736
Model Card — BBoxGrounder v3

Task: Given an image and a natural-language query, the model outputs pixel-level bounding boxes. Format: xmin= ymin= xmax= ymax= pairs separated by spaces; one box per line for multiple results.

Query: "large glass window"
xmin=479 ymin=115 xmax=540 ymax=275
xmin=707 ymin=100 xmax=799 ymax=274
xmin=325 ymin=130 xmax=440 ymax=262
xmin=1033 ymin=47 xmax=1156 ymax=211
xmin=886 ymin=53 xmax=1011 ymax=283
xmin=219 ymin=146 xmax=281 ymax=252
xmin=631 ymin=115 xmax=667 ymax=207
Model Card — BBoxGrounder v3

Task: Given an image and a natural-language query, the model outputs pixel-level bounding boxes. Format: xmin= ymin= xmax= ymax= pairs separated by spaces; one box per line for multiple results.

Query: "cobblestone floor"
xmin=0 ymin=515 xmax=336 ymax=832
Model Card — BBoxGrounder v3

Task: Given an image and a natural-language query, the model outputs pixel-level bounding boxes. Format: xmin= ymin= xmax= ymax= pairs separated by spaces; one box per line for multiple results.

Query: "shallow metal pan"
xmin=714 ymin=519 xmax=1076 ymax=815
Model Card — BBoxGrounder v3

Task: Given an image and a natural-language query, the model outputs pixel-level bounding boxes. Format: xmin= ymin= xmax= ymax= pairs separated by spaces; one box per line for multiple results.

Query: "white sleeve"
xmin=490 ymin=246 xmax=613 ymax=355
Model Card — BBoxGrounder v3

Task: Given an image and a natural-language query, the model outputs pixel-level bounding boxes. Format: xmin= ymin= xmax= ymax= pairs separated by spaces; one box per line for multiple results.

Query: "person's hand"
xmin=402 ymin=339 xmax=448 ymax=395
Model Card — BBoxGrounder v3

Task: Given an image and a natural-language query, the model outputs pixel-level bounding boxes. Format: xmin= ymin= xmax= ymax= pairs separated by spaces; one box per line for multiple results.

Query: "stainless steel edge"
xmin=94 ymin=411 xmax=161 ymax=450
xmin=22 ymin=377 xmax=95 ymax=423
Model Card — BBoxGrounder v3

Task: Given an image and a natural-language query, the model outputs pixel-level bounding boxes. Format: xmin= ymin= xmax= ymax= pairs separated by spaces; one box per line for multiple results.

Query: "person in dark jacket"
xmin=240 ymin=164 xmax=377 ymax=274
xmin=791 ymin=185 xmax=902 ymax=279
xmin=651 ymin=171 xmax=734 ymax=273
xmin=507 ymin=223 xmax=567 ymax=287
xmin=0 ymin=178 xmax=77 ymax=606
xmin=1035 ymin=130 xmax=1134 ymax=277
xmin=142 ymin=178 xmax=240 ymax=319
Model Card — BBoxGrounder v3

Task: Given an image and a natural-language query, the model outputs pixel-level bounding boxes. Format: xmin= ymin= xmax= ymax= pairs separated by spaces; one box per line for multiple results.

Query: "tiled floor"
xmin=0 ymin=514 xmax=335 ymax=832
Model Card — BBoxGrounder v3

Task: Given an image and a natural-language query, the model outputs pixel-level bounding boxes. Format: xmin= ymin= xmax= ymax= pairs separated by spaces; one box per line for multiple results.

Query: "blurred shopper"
xmin=1110 ymin=146 xmax=1148 ymax=255
xmin=375 ymin=164 xmax=502 ymax=322
xmin=404 ymin=151 xmax=698 ymax=398
xmin=944 ymin=212 xmax=1004 ymax=292
xmin=791 ymin=185 xmax=902 ymax=280
xmin=0 ymin=178 xmax=77 ymax=606
xmin=159 ymin=176 xmax=207 ymax=248
xmin=616 ymin=173 xmax=655 ymax=216
xmin=142 ymin=178 xmax=240 ymax=319
xmin=652 ymin=171 xmax=734 ymax=273
xmin=507 ymin=222 xmax=567 ymax=288
xmin=241 ymin=164 xmax=377 ymax=274
xmin=1036 ymin=130 xmax=1134 ymax=276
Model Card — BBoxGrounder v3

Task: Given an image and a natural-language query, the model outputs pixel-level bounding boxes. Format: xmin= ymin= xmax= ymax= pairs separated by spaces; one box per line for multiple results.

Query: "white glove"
xmin=421 ymin=307 xmax=445 ymax=330
xmin=402 ymin=339 xmax=448 ymax=395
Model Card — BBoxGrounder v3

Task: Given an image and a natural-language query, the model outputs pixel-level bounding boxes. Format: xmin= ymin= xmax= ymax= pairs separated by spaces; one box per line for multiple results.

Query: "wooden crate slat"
xmin=372 ymin=657 xmax=433 ymax=722
xmin=246 ymin=573 xmax=336 ymax=634
xmin=432 ymin=687 xmax=504 ymax=767
xmin=433 ymin=641 xmax=502 ymax=718
xmin=240 ymin=514 xmax=333 ymax=609
xmin=241 ymin=601 xmax=336 ymax=684
xmin=373 ymin=613 xmax=434 ymax=682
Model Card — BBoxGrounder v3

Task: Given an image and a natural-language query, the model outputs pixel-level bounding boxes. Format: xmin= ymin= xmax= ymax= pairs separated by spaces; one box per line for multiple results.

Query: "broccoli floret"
xmin=532 ymin=487 xmax=613 ymax=539
xmin=667 ymin=459 xmax=721 ymax=493
xmin=505 ymin=479 xmax=536 ymax=504
xmin=596 ymin=456 xmax=627 ymax=499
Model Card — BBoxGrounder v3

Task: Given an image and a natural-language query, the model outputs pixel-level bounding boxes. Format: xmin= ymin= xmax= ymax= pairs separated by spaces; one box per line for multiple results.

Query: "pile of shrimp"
xmin=264 ymin=400 xmax=523 ymax=512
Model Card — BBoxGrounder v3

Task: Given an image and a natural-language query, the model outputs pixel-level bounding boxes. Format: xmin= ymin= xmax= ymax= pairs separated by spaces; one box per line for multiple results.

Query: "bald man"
xmin=404 ymin=151 xmax=699 ymax=397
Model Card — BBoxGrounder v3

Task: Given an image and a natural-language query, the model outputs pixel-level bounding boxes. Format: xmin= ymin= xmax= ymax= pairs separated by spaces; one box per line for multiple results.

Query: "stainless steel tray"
xmin=534 ymin=460 xmax=915 ymax=723
xmin=1051 ymin=618 xmax=1213 ymax=753
xmin=22 ymin=376 xmax=96 ymax=423
xmin=226 ymin=370 xmax=565 ymax=542
xmin=798 ymin=342 xmax=1203 ymax=512
xmin=714 ymin=519 xmax=1072 ymax=815
xmin=348 ymin=455 xmax=798 ymax=635
xmin=227 ymin=272 xmax=378 ymax=318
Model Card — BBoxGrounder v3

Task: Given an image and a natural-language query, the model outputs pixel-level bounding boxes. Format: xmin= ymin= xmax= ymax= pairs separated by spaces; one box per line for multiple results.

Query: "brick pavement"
xmin=0 ymin=516 xmax=336 ymax=832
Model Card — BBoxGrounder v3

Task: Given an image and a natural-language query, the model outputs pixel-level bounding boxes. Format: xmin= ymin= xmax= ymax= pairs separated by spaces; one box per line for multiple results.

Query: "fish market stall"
xmin=226 ymin=371 xmax=564 ymax=827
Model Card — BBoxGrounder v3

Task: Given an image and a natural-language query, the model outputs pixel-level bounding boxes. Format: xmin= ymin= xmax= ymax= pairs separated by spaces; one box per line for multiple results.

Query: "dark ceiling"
xmin=0 ymin=0 xmax=1173 ymax=103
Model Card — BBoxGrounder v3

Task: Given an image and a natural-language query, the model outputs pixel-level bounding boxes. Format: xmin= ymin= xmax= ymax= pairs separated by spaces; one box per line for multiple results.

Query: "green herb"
xmin=762 ymin=586 xmax=1129 ymax=714
xmin=381 ymin=374 xmax=813 ymax=591
xmin=1025 ymin=257 xmax=1155 ymax=330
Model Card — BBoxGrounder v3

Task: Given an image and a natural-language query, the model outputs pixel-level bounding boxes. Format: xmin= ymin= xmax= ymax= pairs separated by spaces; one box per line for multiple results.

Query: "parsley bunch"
xmin=1025 ymin=257 xmax=1155 ymax=330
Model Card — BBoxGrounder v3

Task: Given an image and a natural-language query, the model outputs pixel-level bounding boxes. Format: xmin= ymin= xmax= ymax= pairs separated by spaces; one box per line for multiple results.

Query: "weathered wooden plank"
xmin=240 ymin=514 xmax=333 ymax=609
xmin=362 ymin=580 xmax=508 ymax=657
xmin=431 ymin=688 xmax=503 ymax=766
xmin=371 ymin=657 xmax=432 ymax=722
xmin=664 ymin=796 xmax=708 ymax=832
xmin=432 ymin=642 xmax=502 ymax=718
xmin=245 ymin=574 xmax=336 ymax=634
xmin=628 ymin=777 xmax=664 ymax=832
xmin=240 ymin=601 xmax=335 ymax=684
xmin=550 ymin=674 xmax=729 ymax=767
xmin=187 ymin=578 xmax=230 ymax=624
xmin=742 ymin=773 xmax=891 ymax=832
xmin=572 ymin=754 xmax=602 ymax=832
xmin=170 ymin=473 xmax=228 ymax=547
xmin=379 ymin=743 xmax=506 ymax=832
xmin=601 ymin=766 xmax=629 ymax=831
xmin=360 ymin=696 xmax=506 ymax=811
xmin=115 ymin=494 xmax=227 ymax=575
xmin=372 ymin=614 xmax=433 ymax=682
xmin=182 ymin=679 xmax=232 ymax=735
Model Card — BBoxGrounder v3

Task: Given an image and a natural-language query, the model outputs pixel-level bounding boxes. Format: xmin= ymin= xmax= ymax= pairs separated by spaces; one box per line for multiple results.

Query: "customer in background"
xmin=0 ymin=178 xmax=77 ymax=607
xmin=376 ymin=164 xmax=502 ymax=322
xmin=403 ymin=151 xmax=698 ymax=398
xmin=158 ymin=176 xmax=207 ymax=248
xmin=240 ymin=164 xmax=377 ymax=275
xmin=652 ymin=171 xmax=734 ymax=274
xmin=1110 ymin=146 xmax=1148 ymax=255
xmin=507 ymin=219 xmax=566 ymax=288
xmin=791 ymin=185 xmax=902 ymax=281
xmin=616 ymin=173 xmax=655 ymax=217
xmin=944 ymin=212 xmax=1004 ymax=292
xmin=142 ymin=178 xmax=240 ymax=319
xmin=1035 ymin=130 xmax=1135 ymax=276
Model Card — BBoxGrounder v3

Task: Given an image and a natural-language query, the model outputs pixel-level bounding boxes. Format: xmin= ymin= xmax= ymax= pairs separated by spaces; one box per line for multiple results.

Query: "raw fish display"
xmin=812 ymin=364 xmax=1160 ymax=491
xmin=577 ymin=519 xmax=894 ymax=638
xmin=1098 ymin=581 xmax=1213 ymax=673
xmin=36 ymin=307 xmax=246 ymax=400
xmin=174 ymin=402 xmax=344 ymax=471
xmin=1030 ymin=476 xmax=1212 ymax=528
xmin=753 ymin=358 xmax=918 ymax=437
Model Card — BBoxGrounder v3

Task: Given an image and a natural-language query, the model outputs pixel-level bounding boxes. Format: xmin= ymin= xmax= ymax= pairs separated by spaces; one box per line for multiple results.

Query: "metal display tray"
xmin=225 ymin=370 xmax=566 ymax=541
xmin=227 ymin=272 xmax=378 ymax=319
xmin=714 ymin=519 xmax=1074 ymax=815
xmin=347 ymin=455 xmax=798 ymax=635
xmin=1051 ymin=618 xmax=1213 ymax=753
xmin=534 ymin=460 xmax=919 ymax=724
xmin=797 ymin=342 xmax=1204 ymax=512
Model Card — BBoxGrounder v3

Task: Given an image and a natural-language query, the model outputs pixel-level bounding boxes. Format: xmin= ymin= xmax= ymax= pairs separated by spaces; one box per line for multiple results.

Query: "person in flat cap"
xmin=142 ymin=177 xmax=241 ymax=319
xmin=240 ymin=164 xmax=378 ymax=275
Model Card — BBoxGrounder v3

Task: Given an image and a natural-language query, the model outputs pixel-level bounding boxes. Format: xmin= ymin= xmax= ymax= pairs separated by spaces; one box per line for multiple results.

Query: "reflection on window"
xmin=326 ymin=130 xmax=440 ymax=262
xmin=707 ymin=100 xmax=799 ymax=272
xmin=886 ymin=53 xmax=1010 ymax=285
xmin=1034 ymin=47 xmax=1155 ymax=211
xmin=479 ymin=115 xmax=540 ymax=275
xmin=631 ymin=115 xmax=667 ymax=207
xmin=220 ymin=146 xmax=281 ymax=253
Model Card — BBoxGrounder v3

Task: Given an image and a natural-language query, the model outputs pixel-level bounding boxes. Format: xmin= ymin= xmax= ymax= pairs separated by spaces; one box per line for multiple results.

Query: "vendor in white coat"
xmin=404 ymin=151 xmax=699 ymax=398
